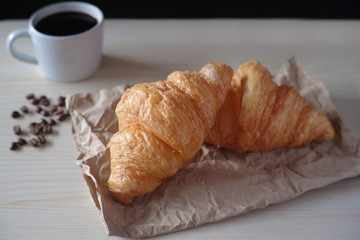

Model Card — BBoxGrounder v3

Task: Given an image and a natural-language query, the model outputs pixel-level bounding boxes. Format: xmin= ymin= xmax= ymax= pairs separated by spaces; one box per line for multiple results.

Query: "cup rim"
xmin=29 ymin=1 xmax=104 ymax=39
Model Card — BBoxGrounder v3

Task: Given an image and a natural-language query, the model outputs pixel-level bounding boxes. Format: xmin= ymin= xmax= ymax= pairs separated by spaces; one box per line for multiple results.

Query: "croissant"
xmin=108 ymin=63 xmax=233 ymax=204
xmin=206 ymin=61 xmax=335 ymax=154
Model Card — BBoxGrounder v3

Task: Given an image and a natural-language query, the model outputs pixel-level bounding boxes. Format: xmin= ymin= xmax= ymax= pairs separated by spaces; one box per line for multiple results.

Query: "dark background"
xmin=1 ymin=0 xmax=360 ymax=19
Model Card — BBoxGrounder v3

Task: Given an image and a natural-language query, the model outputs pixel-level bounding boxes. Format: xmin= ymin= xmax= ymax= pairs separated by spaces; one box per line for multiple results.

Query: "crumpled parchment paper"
xmin=67 ymin=57 xmax=360 ymax=238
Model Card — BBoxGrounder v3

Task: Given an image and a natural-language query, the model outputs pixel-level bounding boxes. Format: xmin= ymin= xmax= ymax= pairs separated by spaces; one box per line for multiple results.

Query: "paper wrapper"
xmin=67 ymin=58 xmax=360 ymax=238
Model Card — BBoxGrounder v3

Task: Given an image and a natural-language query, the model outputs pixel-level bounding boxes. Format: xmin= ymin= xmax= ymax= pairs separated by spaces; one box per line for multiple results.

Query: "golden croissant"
xmin=206 ymin=61 xmax=335 ymax=154
xmin=108 ymin=63 xmax=233 ymax=204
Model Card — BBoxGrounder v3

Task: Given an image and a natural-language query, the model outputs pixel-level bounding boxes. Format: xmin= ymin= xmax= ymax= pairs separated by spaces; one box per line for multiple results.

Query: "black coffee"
xmin=35 ymin=11 xmax=97 ymax=36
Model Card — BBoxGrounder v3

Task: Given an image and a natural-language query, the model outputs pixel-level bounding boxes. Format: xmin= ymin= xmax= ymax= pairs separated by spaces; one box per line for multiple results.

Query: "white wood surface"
xmin=1 ymin=19 xmax=360 ymax=240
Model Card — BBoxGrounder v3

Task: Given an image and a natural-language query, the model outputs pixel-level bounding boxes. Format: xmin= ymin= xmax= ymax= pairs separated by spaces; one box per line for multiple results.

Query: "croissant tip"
xmin=110 ymin=190 xmax=134 ymax=205
xmin=317 ymin=127 xmax=336 ymax=141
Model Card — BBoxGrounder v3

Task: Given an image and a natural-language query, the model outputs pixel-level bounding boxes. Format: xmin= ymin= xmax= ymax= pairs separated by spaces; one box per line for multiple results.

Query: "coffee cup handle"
xmin=6 ymin=29 xmax=38 ymax=64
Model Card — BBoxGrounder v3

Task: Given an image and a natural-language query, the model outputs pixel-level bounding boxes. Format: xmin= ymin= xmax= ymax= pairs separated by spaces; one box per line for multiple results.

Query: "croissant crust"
xmin=206 ymin=61 xmax=335 ymax=154
xmin=108 ymin=63 xmax=233 ymax=204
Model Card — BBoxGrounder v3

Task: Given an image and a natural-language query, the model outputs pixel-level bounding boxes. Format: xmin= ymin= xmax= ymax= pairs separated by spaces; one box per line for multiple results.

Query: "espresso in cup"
xmin=35 ymin=11 xmax=97 ymax=36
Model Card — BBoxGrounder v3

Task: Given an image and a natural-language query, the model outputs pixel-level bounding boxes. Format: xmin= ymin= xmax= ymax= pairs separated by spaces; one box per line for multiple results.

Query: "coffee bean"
xmin=49 ymin=104 xmax=58 ymax=113
xmin=41 ymin=110 xmax=50 ymax=117
xmin=31 ymin=98 xmax=40 ymax=105
xmin=29 ymin=138 xmax=39 ymax=147
xmin=20 ymin=105 xmax=29 ymax=113
xmin=10 ymin=142 xmax=18 ymax=151
xmin=13 ymin=124 xmax=21 ymax=135
xmin=42 ymin=124 xmax=52 ymax=134
xmin=57 ymin=113 xmax=68 ymax=121
xmin=29 ymin=122 xmax=37 ymax=128
xmin=39 ymin=95 xmax=47 ymax=100
xmin=30 ymin=127 xmax=40 ymax=135
xmin=26 ymin=93 xmax=35 ymax=100
xmin=17 ymin=138 xmax=27 ymax=145
xmin=54 ymin=109 xmax=63 ymax=115
xmin=58 ymin=96 xmax=66 ymax=107
xmin=36 ymin=122 xmax=45 ymax=131
xmin=36 ymin=106 xmax=42 ymax=113
xmin=37 ymin=134 xmax=46 ymax=144
xmin=11 ymin=111 xmax=20 ymax=118
xmin=40 ymin=98 xmax=50 ymax=106
xmin=30 ymin=125 xmax=40 ymax=135
xmin=49 ymin=119 xmax=56 ymax=126
xmin=41 ymin=118 xmax=48 ymax=125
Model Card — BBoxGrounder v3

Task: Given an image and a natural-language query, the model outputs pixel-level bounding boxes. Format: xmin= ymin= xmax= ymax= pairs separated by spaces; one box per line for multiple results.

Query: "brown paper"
xmin=67 ymin=57 xmax=360 ymax=239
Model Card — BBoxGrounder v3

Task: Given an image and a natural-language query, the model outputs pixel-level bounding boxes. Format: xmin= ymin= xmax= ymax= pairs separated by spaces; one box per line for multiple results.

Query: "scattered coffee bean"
xmin=11 ymin=111 xmax=21 ymax=118
xmin=37 ymin=134 xmax=46 ymax=144
xmin=30 ymin=128 xmax=40 ymax=135
xmin=40 ymin=98 xmax=50 ymax=106
xmin=58 ymin=96 xmax=66 ymax=107
xmin=13 ymin=124 xmax=21 ymax=135
xmin=54 ymin=109 xmax=63 ymax=115
xmin=57 ymin=113 xmax=68 ymax=121
xmin=29 ymin=124 xmax=40 ymax=135
xmin=36 ymin=122 xmax=45 ymax=131
xmin=49 ymin=119 xmax=56 ymax=126
xmin=49 ymin=104 xmax=58 ymax=113
xmin=11 ymin=93 xmax=69 ymax=152
xmin=42 ymin=124 xmax=52 ymax=134
xmin=26 ymin=93 xmax=35 ymax=100
xmin=17 ymin=138 xmax=27 ymax=145
xmin=41 ymin=110 xmax=50 ymax=117
xmin=29 ymin=138 xmax=39 ymax=147
xmin=31 ymin=98 xmax=40 ymax=105
xmin=10 ymin=142 xmax=18 ymax=150
xmin=36 ymin=106 xmax=42 ymax=113
xmin=20 ymin=105 xmax=29 ymax=113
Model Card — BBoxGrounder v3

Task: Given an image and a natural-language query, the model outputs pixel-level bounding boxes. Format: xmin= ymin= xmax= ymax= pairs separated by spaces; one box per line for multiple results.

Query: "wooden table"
xmin=1 ymin=19 xmax=359 ymax=240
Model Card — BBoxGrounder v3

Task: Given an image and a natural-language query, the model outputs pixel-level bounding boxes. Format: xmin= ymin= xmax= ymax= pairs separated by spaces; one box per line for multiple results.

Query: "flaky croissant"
xmin=108 ymin=63 xmax=233 ymax=204
xmin=206 ymin=61 xmax=335 ymax=154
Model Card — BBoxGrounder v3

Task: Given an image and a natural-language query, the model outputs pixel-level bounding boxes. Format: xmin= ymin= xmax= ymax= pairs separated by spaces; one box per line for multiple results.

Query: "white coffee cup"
xmin=6 ymin=1 xmax=104 ymax=82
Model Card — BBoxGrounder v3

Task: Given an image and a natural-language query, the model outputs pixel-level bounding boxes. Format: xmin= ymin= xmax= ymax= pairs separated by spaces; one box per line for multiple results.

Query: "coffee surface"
xmin=35 ymin=11 xmax=97 ymax=36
